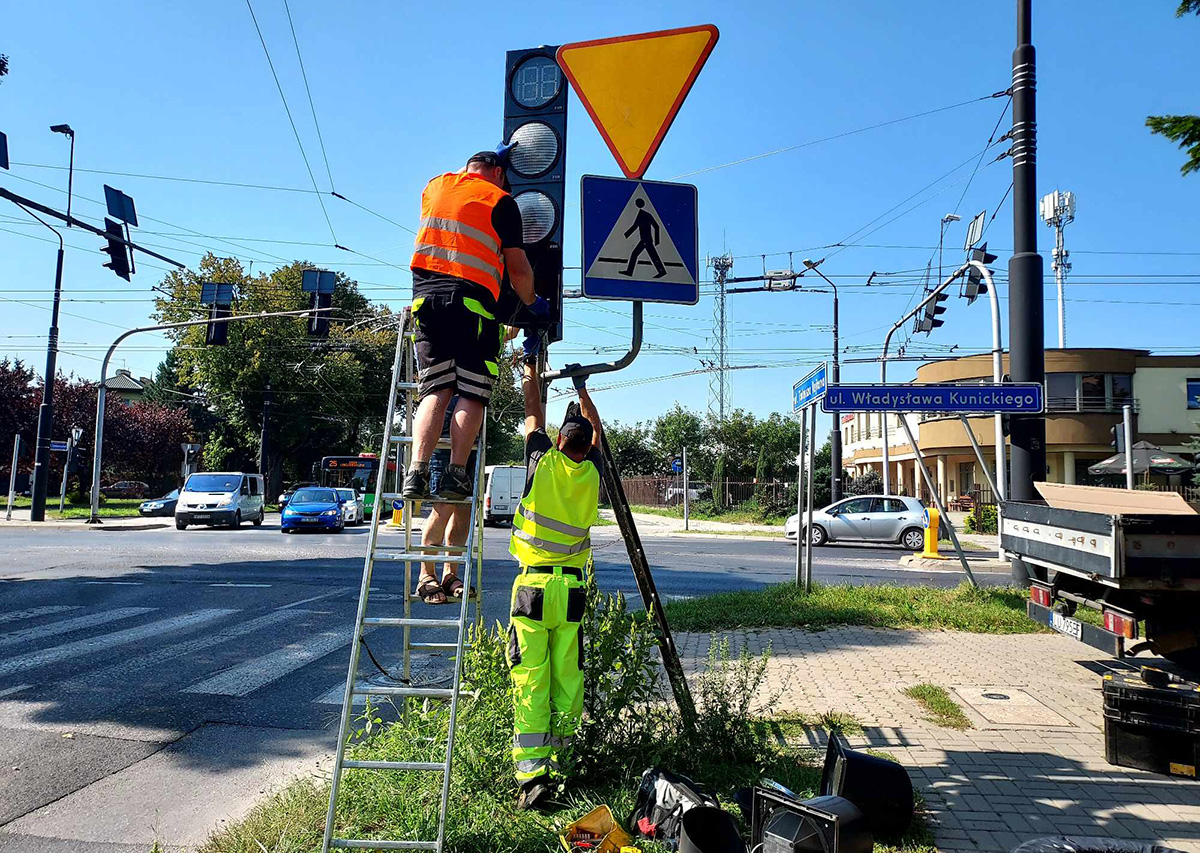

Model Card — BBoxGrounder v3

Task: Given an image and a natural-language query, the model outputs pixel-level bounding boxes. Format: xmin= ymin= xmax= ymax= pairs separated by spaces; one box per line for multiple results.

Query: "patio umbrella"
xmin=1088 ymin=441 xmax=1195 ymax=477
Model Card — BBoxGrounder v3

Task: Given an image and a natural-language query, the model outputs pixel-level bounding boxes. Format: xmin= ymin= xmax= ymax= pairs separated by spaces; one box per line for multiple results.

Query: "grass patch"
xmin=902 ymin=684 xmax=973 ymax=730
xmin=663 ymin=581 xmax=1047 ymax=634
xmin=677 ymin=527 xmax=785 ymax=538
xmin=630 ymin=504 xmax=788 ymax=527
xmin=6 ymin=495 xmax=142 ymax=519
xmin=767 ymin=710 xmax=865 ymax=742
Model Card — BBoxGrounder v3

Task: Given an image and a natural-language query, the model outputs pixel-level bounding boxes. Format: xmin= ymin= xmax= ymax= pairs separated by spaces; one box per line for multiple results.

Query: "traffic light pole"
xmin=23 ymin=211 xmax=65 ymax=523
xmin=543 ymin=301 xmax=643 ymax=383
xmin=1007 ymin=0 xmax=1046 ymax=584
xmin=86 ymin=308 xmax=337 ymax=523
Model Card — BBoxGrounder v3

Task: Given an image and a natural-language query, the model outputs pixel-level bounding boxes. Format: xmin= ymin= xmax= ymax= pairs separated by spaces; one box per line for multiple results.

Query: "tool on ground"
xmin=560 ymin=805 xmax=633 ymax=853
xmin=322 ymin=307 xmax=488 ymax=852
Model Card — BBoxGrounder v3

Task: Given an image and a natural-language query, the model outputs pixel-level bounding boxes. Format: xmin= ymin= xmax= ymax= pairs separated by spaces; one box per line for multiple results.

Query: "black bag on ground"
xmin=628 ymin=768 xmax=721 ymax=848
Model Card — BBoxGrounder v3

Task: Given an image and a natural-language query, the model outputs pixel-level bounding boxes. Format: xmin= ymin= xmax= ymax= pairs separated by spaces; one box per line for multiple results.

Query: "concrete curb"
xmin=1 ymin=518 xmax=169 ymax=531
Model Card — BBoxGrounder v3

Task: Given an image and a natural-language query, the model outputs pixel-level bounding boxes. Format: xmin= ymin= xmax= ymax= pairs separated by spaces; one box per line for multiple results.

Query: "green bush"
xmin=964 ymin=504 xmax=998 ymax=535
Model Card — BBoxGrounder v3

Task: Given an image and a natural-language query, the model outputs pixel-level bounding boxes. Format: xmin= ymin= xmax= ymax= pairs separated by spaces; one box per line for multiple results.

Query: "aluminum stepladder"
xmin=323 ymin=307 xmax=487 ymax=852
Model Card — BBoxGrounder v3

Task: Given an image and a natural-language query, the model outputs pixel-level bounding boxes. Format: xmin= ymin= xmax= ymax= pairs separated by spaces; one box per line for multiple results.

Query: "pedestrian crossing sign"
xmin=581 ymin=175 xmax=699 ymax=305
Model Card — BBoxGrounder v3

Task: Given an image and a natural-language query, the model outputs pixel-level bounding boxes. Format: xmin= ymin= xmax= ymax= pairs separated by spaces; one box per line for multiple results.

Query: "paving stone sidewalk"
xmin=677 ymin=628 xmax=1200 ymax=852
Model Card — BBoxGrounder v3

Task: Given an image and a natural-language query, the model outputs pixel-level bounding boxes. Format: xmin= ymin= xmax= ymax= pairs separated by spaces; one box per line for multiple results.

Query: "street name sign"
xmin=792 ymin=362 xmax=828 ymax=413
xmin=557 ymin=25 xmax=719 ymax=178
xmin=49 ymin=441 xmax=69 ymax=452
xmin=581 ymin=175 xmax=698 ymax=304
xmin=821 ymin=383 xmax=1044 ymax=414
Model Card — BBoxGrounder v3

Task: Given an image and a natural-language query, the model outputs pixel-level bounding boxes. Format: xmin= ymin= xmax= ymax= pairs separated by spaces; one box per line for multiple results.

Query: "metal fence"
xmin=619 ymin=477 xmax=797 ymax=509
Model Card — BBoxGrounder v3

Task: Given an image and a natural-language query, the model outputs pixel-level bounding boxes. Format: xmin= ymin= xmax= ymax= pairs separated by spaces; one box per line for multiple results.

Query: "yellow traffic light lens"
xmin=514 ymin=190 xmax=557 ymax=244
xmin=508 ymin=121 xmax=560 ymax=178
xmin=511 ymin=55 xmax=561 ymax=109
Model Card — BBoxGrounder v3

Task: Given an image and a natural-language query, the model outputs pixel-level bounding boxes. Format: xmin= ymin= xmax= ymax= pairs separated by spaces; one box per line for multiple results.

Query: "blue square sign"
xmin=581 ymin=175 xmax=699 ymax=305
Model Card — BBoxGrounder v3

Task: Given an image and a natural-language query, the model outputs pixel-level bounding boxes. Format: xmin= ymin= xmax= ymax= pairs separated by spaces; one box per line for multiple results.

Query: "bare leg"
xmin=449 ymin=398 xmax=485 ymax=467
xmin=419 ymin=503 xmax=452 ymax=593
xmin=442 ymin=505 xmax=470 ymax=582
xmin=412 ymin=388 xmax=454 ymax=465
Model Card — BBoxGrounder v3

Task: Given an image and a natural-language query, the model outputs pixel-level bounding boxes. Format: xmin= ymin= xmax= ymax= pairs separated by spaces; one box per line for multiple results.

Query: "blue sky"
xmin=2 ymin=0 xmax=1197 ymax=437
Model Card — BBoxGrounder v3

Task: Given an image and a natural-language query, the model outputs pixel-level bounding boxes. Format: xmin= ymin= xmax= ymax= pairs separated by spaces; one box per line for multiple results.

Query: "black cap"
xmin=558 ymin=416 xmax=594 ymax=449
xmin=467 ymin=141 xmax=519 ymax=171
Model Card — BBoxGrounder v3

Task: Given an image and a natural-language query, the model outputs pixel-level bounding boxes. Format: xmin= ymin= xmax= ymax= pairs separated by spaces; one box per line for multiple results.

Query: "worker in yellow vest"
xmin=402 ymin=144 xmax=548 ymax=504
xmin=507 ymin=333 xmax=602 ymax=810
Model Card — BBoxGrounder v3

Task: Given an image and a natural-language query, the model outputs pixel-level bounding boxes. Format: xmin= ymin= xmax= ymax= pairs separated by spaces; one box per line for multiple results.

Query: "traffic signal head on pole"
xmin=200 ymin=282 xmax=234 ymax=346
xmin=964 ymin=242 xmax=998 ymax=304
xmin=914 ymin=291 xmax=948 ymax=334
xmin=302 ymin=269 xmax=336 ymax=337
xmin=100 ymin=218 xmax=131 ymax=281
xmin=501 ymin=45 xmax=567 ymax=341
xmin=1111 ymin=424 xmax=1125 ymax=453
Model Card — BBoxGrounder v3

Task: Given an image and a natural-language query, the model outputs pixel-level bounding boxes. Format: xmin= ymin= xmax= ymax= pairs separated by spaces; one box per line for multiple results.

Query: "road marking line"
xmin=0 ymin=684 xmax=31 ymax=698
xmin=83 ymin=581 xmax=144 ymax=586
xmin=68 ymin=609 xmax=304 ymax=688
xmin=209 ymin=583 xmax=273 ymax=588
xmin=182 ymin=629 xmax=355 ymax=696
xmin=0 ymin=606 xmax=80 ymax=625
xmin=0 ymin=609 xmax=235 ymax=678
xmin=274 ymin=588 xmax=351 ymax=611
xmin=314 ymin=681 xmax=366 ymax=706
xmin=0 ymin=608 xmax=155 ymax=650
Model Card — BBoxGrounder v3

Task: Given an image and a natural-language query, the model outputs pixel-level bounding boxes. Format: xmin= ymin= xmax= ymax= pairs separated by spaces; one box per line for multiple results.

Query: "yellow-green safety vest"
xmin=509 ymin=445 xmax=600 ymax=569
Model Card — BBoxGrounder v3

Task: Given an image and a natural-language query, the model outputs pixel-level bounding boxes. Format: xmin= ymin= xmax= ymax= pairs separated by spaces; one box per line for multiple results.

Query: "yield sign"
xmin=557 ymin=25 xmax=719 ymax=179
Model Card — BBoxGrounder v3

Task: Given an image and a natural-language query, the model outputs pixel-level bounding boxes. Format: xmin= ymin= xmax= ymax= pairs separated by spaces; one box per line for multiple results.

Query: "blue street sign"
xmin=49 ymin=441 xmax=69 ymax=452
xmin=392 ymin=499 xmax=404 ymax=511
xmin=671 ymin=456 xmax=683 ymax=474
xmin=792 ymin=362 xmax=828 ymax=412
xmin=302 ymin=269 xmax=336 ymax=294
xmin=820 ymin=383 xmax=1045 ymax=414
xmin=581 ymin=175 xmax=699 ymax=305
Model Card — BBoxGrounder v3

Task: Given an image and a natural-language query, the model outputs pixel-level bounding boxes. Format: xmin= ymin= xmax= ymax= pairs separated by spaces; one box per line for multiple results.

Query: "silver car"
xmin=785 ymin=494 xmax=926 ymax=550
xmin=336 ymin=488 xmax=366 ymax=526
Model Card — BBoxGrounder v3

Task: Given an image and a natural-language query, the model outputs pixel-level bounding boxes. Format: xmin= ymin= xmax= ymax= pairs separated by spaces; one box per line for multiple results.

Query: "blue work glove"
xmin=528 ymin=295 xmax=551 ymax=319
xmin=564 ymin=363 xmax=588 ymax=391
xmin=521 ymin=330 xmax=542 ymax=365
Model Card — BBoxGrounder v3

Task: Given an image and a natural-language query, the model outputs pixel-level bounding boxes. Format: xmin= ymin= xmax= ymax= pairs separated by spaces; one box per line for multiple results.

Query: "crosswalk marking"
xmin=314 ymin=681 xmax=365 ymax=706
xmin=0 ymin=684 xmax=31 ymax=698
xmin=68 ymin=609 xmax=304 ymax=689
xmin=0 ymin=608 xmax=155 ymax=650
xmin=0 ymin=609 xmax=235 ymax=678
xmin=0 ymin=606 xmax=80 ymax=626
xmin=183 ymin=629 xmax=353 ymax=697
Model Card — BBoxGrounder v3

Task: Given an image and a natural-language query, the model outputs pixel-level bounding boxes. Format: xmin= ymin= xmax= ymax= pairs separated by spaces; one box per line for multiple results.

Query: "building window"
xmin=1111 ymin=374 xmax=1133 ymax=407
xmin=1188 ymin=378 xmax=1200 ymax=410
xmin=1081 ymin=374 xmax=1105 ymax=411
xmin=1046 ymin=373 xmax=1077 ymax=410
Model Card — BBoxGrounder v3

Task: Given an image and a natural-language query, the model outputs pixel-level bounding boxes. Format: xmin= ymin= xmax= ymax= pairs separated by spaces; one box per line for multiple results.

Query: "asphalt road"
xmin=0 ymin=518 xmax=1005 ymax=850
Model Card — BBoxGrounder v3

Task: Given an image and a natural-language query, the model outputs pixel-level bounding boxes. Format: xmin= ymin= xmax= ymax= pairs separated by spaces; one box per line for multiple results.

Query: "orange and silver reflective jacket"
xmin=410 ymin=172 xmax=508 ymax=299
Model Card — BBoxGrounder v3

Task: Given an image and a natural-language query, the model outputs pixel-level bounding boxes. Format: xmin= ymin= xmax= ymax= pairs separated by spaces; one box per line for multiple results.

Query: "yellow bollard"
xmin=920 ymin=507 xmax=949 ymax=559
xmin=390 ymin=499 xmax=420 ymax=527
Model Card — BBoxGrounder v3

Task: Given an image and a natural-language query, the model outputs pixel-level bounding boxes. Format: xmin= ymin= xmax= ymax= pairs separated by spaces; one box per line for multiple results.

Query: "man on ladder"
xmin=403 ymin=143 xmax=548 ymax=503
xmin=507 ymin=335 xmax=604 ymax=809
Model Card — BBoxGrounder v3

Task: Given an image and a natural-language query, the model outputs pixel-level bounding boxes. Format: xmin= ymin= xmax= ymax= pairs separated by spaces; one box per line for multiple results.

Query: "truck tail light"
xmin=1103 ymin=610 xmax=1137 ymax=639
xmin=486 ymin=496 xmax=491 ymax=509
xmin=1030 ymin=585 xmax=1052 ymax=607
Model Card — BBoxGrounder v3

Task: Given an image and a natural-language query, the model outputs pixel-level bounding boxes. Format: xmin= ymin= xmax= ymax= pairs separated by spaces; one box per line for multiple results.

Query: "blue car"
xmin=280 ymin=488 xmax=345 ymax=533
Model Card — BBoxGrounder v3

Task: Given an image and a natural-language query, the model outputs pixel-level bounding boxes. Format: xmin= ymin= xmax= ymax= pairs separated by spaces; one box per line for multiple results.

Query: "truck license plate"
xmin=1050 ymin=611 xmax=1082 ymax=640
xmin=194 ymin=514 xmax=210 ymax=520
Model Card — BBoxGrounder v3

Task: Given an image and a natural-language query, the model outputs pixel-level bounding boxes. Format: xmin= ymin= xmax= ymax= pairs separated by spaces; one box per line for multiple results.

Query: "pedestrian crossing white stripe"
xmin=314 ymin=681 xmax=366 ymax=706
xmin=182 ymin=629 xmax=353 ymax=696
xmin=0 ymin=608 xmax=155 ymax=650
xmin=0 ymin=684 xmax=31 ymax=698
xmin=0 ymin=609 xmax=235 ymax=678
xmin=0 ymin=606 xmax=80 ymax=626
xmin=68 ymin=609 xmax=303 ymax=689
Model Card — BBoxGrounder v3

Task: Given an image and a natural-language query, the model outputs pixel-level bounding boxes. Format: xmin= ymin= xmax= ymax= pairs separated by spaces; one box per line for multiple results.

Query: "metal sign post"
xmin=794 ymin=408 xmax=807 ymax=587
xmin=682 ymin=446 xmax=690 ymax=531
xmin=1123 ymin=404 xmax=1135 ymax=491
xmin=792 ymin=363 xmax=829 ymax=593
xmin=5 ymin=435 xmax=20 ymax=522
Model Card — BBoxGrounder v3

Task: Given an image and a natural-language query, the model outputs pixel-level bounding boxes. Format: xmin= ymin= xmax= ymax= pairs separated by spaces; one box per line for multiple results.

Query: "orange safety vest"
xmin=411 ymin=173 xmax=508 ymax=299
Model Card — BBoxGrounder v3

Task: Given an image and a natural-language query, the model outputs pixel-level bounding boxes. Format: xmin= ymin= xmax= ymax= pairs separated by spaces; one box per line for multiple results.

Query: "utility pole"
xmin=802 ymin=258 xmax=843 ymax=501
xmin=25 ymin=209 xmax=65 ymax=522
xmin=259 ymin=383 xmax=274 ymax=493
xmin=1008 ymin=0 xmax=1047 ymax=583
xmin=708 ymin=254 xmax=733 ymax=422
xmin=1040 ymin=190 xmax=1075 ymax=349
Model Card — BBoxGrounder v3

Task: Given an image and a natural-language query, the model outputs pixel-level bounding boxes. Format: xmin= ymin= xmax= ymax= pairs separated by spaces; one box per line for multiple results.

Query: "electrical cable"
xmin=283 ymin=0 xmax=335 ymax=192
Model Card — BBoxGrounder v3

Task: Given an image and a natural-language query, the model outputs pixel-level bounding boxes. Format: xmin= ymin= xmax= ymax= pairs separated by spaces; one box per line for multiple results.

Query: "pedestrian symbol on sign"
xmin=621 ymin=199 xmax=666 ymax=279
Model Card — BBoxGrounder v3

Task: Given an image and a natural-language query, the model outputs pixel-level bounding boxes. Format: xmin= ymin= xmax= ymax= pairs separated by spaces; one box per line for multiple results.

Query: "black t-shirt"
xmin=523 ymin=429 xmax=604 ymax=498
xmin=413 ymin=195 xmax=523 ymax=299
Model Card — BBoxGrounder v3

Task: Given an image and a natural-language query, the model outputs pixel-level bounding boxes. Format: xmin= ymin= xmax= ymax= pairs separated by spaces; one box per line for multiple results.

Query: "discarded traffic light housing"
xmin=100 ymin=218 xmax=132 ymax=281
xmin=752 ymin=788 xmax=872 ymax=853
xmin=964 ymin=242 xmax=998 ymax=304
xmin=501 ymin=46 xmax=567 ymax=341
xmin=819 ymin=734 xmax=914 ymax=839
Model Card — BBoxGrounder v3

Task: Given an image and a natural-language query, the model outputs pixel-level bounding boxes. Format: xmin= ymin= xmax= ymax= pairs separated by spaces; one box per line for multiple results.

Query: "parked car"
xmin=101 ymin=480 xmax=149 ymax=499
xmin=280 ymin=487 xmax=345 ymax=533
xmin=278 ymin=481 xmax=320 ymax=508
xmin=138 ymin=489 xmax=180 ymax=517
xmin=664 ymin=483 xmax=711 ymax=505
xmin=175 ymin=472 xmax=265 ymax=529
xmin=336 ymin=488 xmax=365 ymax=525
xmin=483 ymin=465 xmax=526 ymax=525
xmin=785 ymin=494 xmax=927 ymax=550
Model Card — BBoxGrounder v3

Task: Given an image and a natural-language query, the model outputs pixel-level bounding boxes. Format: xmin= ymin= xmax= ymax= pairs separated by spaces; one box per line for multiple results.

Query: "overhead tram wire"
xmin=245 ymin=0 xmax=338 ymax=244
xmin=283 ymin=0 xmax=335 ymax=193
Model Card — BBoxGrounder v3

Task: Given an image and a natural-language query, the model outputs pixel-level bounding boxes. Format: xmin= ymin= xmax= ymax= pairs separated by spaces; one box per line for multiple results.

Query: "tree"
xmin=605 ymin=420 xmax=657 ymax=476
xmin=652 ymin=404 xmax=707 ymax=477
xmin=1146 ymin=2 xmax=1200 ymax=175
xmin=483 ymin=347 xmax=523 ymax=464
xmin=846 ymin=468 xmax=882 ymax=496
xmin=0 ymin=54 xmax=8 ymax=84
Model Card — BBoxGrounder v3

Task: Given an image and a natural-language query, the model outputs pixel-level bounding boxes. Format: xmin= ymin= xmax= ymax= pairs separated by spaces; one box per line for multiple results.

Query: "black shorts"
xmin=412 ymin=290 xmax=501 ymax=403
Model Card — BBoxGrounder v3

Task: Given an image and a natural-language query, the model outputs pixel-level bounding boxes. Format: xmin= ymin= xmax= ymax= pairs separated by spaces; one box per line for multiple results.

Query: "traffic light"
xmin=501 ymin=46 xmax=568 ymax=341
xmin=302 ymin=269 xmax=336 ymax=338
xmin=1111 ymin=424 xmax=1125 ymax=453
xmin=964 ymin=242 xmax=998 ymax=304
xmin=914 ymin=291 xmax=948 ymax=334
xmin=200 ymin=282 xmax=234 ymax=346
xmin=100 ymin=218 xmax=131 ymax=281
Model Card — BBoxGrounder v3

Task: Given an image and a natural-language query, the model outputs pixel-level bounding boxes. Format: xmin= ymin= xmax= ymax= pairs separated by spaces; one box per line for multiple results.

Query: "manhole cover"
xmin=953 ymin=687 xmax=1073 ymax=727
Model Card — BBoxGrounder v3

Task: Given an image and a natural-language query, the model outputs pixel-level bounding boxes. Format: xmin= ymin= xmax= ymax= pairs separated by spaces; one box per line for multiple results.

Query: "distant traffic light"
xmin=100 ymin=218 xmax=131 ymax=281
xmin=964 ymin=242 xmax=998 ymax=304
xmin=502 ymin=45 xmax=567 ymax=341
xmin=1111 ymin=424 xmax=1125 ymax=453
xmin=914 ymin=291 xmax=948 ymax=334
xmin=302 ymin=269 xmax=336 ymax=338
xmin=200 ymin=282 xmax=234 ymax=346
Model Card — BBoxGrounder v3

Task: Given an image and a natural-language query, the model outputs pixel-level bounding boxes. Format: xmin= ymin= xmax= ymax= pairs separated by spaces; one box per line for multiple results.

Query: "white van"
xmin=176 ymin=472 xmax=265 ymax=530
xmin=483 ymin=465 xmax=525 ymax=526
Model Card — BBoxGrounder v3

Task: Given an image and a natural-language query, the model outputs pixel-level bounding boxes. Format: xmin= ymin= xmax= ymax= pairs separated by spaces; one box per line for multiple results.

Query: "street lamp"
xmin=49 ymin=125 xmax=75 ymax=225
xmin=803 ymin=258 xmax=843 ymax=502
xmin=938 ymin=213 xmax=960 ymax=284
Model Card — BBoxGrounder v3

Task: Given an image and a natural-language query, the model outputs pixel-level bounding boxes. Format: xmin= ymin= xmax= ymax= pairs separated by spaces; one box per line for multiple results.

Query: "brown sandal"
xmin=441 ymin=574 xmax=475 ymax=600
xmin=416 ymin=577 xmax=447 ymax=605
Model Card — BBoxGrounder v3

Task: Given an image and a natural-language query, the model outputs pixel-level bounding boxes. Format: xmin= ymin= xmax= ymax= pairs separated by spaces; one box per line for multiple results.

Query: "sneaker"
xmin=401 ymin=468 xmax=431 ymax=501
xmin=516 ymin=776 xmax=554 ymax=811
xmin=436 ymin=464 xmax=473 ymax=501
